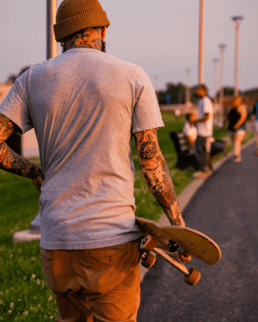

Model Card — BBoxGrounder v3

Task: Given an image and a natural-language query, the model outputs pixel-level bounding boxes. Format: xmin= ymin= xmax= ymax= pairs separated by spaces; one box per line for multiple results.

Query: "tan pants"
xmin=40 ymin=240 xmax=141 ymax=322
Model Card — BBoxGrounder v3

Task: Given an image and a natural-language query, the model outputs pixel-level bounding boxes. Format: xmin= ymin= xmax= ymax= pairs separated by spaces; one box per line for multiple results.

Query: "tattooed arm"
xmin=0 ymin=114 xmax=44 ymax=191
xmin=134 ymin=129 xmax=185 ymax=226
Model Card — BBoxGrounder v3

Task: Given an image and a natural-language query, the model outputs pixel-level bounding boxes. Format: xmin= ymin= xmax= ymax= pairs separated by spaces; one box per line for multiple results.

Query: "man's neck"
xmin=63 ymin=28 xmax=103 ymax=52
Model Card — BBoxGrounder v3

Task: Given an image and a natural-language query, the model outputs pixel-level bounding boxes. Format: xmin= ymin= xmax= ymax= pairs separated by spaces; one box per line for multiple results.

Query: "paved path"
xmin=138 ymin=142 xmax=258 ymax=322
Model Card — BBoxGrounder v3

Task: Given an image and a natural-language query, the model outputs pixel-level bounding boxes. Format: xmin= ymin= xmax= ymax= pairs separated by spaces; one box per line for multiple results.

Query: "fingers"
xmin=32 ymin=177 xmax=44 ymax=192
xmin=32 ymin=179 xmax=40 ymax=191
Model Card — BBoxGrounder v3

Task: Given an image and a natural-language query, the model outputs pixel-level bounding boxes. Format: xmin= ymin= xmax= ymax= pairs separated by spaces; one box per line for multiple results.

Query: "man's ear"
xmin=101 ymin=26 xmax=107 ymax=41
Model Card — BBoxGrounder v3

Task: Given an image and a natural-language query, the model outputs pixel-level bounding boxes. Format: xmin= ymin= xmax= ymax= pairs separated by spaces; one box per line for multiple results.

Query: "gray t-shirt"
xmin=0 ymin=48 xmax=164 ymax=249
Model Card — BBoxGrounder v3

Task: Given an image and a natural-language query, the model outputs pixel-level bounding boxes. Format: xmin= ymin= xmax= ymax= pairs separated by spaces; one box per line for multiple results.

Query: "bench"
xmin=169 ymin=131 xmax=226 ymax=170
xmin=169 ymin=131 xmax=199 ymax=170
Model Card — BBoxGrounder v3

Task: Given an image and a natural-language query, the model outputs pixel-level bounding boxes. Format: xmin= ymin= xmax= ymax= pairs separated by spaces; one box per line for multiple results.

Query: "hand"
xmin=31 ymin=166 xmax=45 ymax=192
xmin=32 ymin=175 xmax=44 ymax=191
xmin=193 ymin=119 xmax=198 ymax=125
xmin=178 ymin=251 xmax=192 ymax=263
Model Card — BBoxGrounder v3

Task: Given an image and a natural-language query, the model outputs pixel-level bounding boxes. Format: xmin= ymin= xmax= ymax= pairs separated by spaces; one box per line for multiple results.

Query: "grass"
xmin=0 ymin=111 xmax=255 ymax=321
xmin=0 ymin=241 xmax=58 ymax=321
xmin=0 ymin=172 xmax=57 ymax=320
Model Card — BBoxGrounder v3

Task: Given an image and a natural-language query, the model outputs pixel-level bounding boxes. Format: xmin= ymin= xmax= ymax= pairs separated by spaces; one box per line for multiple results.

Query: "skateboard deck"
xmin=136 ymin=217 xmax=222 ymax=286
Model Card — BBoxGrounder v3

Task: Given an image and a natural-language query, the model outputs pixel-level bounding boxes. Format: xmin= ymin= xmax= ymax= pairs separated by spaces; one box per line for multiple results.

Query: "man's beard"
xmin=101 ymin=41 xmax=106 ymax=52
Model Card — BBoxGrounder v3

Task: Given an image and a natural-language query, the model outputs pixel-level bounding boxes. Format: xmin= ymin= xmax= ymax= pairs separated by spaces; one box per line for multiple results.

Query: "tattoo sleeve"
xmin=134 ymin=129 xmax=185 ymax=226
xmin=0 ymin=114 xmax=44 ymax=180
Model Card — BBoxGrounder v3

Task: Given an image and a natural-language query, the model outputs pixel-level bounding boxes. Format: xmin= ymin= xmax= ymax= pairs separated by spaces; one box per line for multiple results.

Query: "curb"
xmin=139 ymin=136 xmax=256 ymax=281
xmin=13 ymin=230 xmax=41 ymax=244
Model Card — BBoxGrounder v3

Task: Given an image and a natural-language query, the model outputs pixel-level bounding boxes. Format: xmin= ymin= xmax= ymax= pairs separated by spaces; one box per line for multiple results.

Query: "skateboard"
xmin=136 ymin=217 xmax=222 ymax=286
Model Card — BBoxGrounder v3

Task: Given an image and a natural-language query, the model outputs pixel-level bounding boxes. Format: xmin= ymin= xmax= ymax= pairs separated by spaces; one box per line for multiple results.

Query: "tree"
xmin=6 ymin=66 xmax=30 ymax=83
xmin=243 ymin=88 xmax=258 ymax=96
xmin=158 ymin=82 xmax=188 ymax=105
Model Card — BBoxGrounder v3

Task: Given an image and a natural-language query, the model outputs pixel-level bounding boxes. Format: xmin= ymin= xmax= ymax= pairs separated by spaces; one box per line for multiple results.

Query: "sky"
xmin=1 ymin=0 xmax=258 ymax=97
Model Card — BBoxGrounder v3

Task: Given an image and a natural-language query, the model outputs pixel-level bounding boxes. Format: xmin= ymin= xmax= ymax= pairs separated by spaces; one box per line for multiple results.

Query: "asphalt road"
xmin=138 ymin=143 xmax=258 ymax=322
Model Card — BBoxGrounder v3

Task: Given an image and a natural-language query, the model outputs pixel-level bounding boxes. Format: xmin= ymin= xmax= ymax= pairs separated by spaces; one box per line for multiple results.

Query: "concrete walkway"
xmin=138 ymin=142 xmax=258 ymax=322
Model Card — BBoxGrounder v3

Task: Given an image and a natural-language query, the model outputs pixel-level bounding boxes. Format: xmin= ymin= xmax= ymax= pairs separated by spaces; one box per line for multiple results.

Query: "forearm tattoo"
xmin=0 ymin=114 xmax=44 ymax=180
xmin=135 ymin=129 xmax=185 ymax=226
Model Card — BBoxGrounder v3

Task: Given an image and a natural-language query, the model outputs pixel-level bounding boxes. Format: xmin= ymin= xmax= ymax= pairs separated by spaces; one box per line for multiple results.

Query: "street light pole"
xmin=213 ymin=58 xmax=219 ymax=124
xmin=154 ymin=75 xmax=159 ymax=103
xmin=218 ymin=44 xmax=227 ymax=115
xmin=198 ymin=0 xmax=205 ymax=84
xmin=185 ymin=68 xmax=191 ymax=106
xmin=47 ymin=0 xmax=58 ymax=59
xmin=213 ymin=59 xmax=219 ymax=102
xmin=26 ymin=0 xmax=58 ymax=239
xmin=232 ymin=16 xmax=244 ymax=97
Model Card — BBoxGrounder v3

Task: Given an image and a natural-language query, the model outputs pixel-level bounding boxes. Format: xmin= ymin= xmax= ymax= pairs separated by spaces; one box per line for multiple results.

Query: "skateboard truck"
xmin=168 ymin=240 xmax=179 ymax=253
xmin=140 ymin=235 xmax=201 ymax=286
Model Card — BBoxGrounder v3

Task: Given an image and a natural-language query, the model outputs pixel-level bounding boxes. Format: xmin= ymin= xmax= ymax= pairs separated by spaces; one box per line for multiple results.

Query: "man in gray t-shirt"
xmin=193 ymin=84 xmax=214 ymax=178
xmin=0 ymin=0 xmax=189 ymax=320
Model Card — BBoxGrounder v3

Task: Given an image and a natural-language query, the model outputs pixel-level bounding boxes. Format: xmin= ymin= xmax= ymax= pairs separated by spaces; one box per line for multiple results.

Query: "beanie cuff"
xmin=54 ymin=10 xmax=110 ymax=42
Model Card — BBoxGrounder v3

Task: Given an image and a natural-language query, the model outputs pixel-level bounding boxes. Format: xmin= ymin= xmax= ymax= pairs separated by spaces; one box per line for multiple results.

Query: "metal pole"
xmin=232 ymin=16 xmax=243 ymax=97
xmin=213 ymin=58 xmax=219 ymax=124
xmin=154 ymin=75 xmax=159 ymax=103
xmin=14 ymin=0 xmax=59 ymax=242
xmin=213 ymin=59 xmax=219 ymax=102
xmin=185 ymin=68 xmax=191 ymax=105
xmin=198 ymin=0 xmax=205 ymax=84
xmin=47 ymin=0 xmax=58 ymax=59
xmin=28 ymin=0 xmax=58 ymax=237
xmin=218 ymin=44 xmax=227 ymax=115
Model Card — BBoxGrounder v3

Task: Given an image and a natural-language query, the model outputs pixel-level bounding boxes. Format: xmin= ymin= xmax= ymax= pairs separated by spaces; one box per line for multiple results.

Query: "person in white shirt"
xmin=193 ymin=84 xmax=214 ymax=178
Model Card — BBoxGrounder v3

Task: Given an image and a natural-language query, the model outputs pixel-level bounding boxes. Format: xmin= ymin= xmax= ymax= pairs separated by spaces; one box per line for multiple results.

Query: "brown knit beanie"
xmin=54 ymin=0 xmax=110 ymax=42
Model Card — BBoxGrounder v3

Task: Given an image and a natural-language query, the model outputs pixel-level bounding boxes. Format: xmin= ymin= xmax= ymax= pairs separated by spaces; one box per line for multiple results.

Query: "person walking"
xmin=223 ymin=96 xmax=247 ymax=163
xmin=251 ymin=101 xmax=258 ymax=156
xmin=0 ymin=0 xmax=189 ymax=320
xmin=193 ymin=84 xmax=214 ymax=178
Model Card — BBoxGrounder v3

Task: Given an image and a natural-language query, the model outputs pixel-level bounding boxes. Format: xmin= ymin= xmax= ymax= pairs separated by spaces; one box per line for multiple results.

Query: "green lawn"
xmin=0 ymin=111 xmax=254 ymax=321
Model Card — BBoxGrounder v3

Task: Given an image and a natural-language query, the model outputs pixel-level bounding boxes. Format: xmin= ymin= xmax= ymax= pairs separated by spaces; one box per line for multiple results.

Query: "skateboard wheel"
xmin=141 ymin=253 xmax=156 ymax=269
xmin=183 ymin=268 xmax=201 ymax=286
xmin=140 ymin=236 xmax=157 ymax=253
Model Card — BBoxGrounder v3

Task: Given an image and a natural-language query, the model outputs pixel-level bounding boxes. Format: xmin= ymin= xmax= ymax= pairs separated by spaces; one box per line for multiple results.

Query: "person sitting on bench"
xmin=182 ymin=112 xmax=198 ymax=152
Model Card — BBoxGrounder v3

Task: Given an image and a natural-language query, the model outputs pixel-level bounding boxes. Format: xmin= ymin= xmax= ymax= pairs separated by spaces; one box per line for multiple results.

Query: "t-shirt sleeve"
xmin=131 ymin=69 xmax=164 ymax=133
xmin=0 ymin=71 xmax=33 ymax=134
xmin=203 ymin=97 xmax=213 ymax=114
